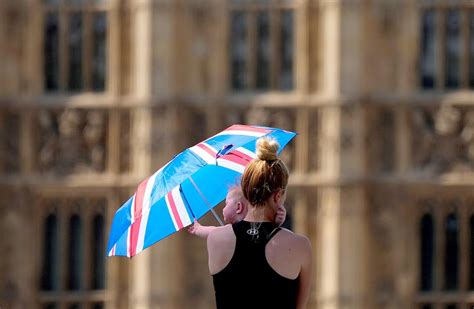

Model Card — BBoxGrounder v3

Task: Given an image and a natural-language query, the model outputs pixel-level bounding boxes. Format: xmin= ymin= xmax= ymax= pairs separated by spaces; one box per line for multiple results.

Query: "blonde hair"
xmin=227 ymin=184 xmax=247 ymax=207
xmin=241 ymin=137 xmax=289 ymax=207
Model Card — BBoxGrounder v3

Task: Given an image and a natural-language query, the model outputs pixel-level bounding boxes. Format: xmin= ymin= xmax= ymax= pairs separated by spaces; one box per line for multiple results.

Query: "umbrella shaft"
xmin=211 ymin=208 xmax=224 ymax=226
xmin=189 ymin=175 xmax=224 ymax=226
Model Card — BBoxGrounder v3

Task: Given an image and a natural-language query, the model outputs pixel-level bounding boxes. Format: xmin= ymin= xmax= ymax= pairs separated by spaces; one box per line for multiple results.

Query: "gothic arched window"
xmin=419 ymin=6 xmax=474 ymax=91
xmin=420 ymin=9 xmax=436 ymax=89
xmin=415 ymin=203 xmax=474 ymax=308
xmin=229 ymin=1 xmax=294 ymax=92
xmin=469 ymin=214 xmax=474 ymax=290
xmin=39 ymin=198 xmax=108 ymax=308
xmin=43 ymin=0 xmax=108 ymax=92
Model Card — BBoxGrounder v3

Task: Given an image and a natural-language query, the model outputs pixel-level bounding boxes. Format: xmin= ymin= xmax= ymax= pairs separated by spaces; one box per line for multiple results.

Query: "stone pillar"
xmin=319 ymin=0 xmax=341 ymax=97
xmin=129 ymin=106 xmax=153 ymax=309
xmin=130 ymin=0 xmax=186 ymax=308
xmin=149 ymin=104 xmax=187 ymax=309
xmin=317 ymin=1 xmax=370 ymax=309
xmin=317 ymin=175 xmax=370 ymax=309
xmin=128 ymin=1 xmax=154 ymax=308
xmin=0 ymin=0 xmax=26 ymax=96
xmin=295 ymin=0 xmax=310 ymax=94
xmin=397 ymin=0 xmax=418 ymax=95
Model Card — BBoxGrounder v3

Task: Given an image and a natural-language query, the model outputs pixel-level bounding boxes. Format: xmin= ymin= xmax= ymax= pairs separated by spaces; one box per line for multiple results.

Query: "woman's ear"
xmin=273 ymin=190 xmax=282 ymax=204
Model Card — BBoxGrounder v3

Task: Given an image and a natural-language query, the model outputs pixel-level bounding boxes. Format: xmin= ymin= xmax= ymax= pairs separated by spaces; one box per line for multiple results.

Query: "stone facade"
xmin=1 ymin=0 xmax=474 ymax=308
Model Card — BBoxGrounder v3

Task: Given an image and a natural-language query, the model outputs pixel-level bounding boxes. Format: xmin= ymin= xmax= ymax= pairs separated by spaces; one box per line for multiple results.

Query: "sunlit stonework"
xmin=1 ymin=1 xmax=474 ymax=309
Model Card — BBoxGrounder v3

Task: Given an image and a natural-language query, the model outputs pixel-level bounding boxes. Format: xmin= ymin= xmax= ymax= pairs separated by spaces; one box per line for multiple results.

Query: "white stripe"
xmin=234 ymin=147 xmax=257 ymax=159
xmin=189 ymin=145 xmax=215 ymax=164
xmin=171 ymin=187 xmax=192 ymax=227
xmin=130 ymin=193 xmax=136 ymax=221
xmin=126 ymin=226 xmax=131 ymax=257
xmin=214 ymin=129 xmax=266 ymax=137
xmin=217 ymin=158 xmax=246 ymax=173
xmin=135 ymin=172 xmax=159 ymax=253
xmin=134 ymin=209 xmax=150 ymax=255
xmin=127 ymin=195 xmax=136 ymax=257
xmin=165 ymin=193 xmax=179 ymax=230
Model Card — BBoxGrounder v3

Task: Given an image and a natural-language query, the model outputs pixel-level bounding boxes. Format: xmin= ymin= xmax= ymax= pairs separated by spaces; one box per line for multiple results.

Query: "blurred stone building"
xmin=1 ymin=0 xmax=474 ymax=308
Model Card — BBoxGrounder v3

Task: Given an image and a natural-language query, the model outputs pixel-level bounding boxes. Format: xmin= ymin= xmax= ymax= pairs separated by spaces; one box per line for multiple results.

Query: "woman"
xmin=207 ymin=137 xmax=312 ymax=309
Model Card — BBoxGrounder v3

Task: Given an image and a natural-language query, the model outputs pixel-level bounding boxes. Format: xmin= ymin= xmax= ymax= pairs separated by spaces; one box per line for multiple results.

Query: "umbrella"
xmin=107 ymin=124 xmax=296 ymax=257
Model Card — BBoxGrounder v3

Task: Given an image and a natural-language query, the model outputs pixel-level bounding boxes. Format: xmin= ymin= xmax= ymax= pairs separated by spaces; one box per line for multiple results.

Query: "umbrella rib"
xmin=189 ymin=175 xmax=224 ymax=226
xmin=179 ymin=185 xmax=196 ymax=220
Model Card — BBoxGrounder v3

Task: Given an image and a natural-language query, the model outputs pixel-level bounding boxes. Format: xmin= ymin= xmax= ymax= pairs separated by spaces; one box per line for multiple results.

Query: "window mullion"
xmin=435 ymin=9 xmax=445 ymax=90
xmin=105 ymin=193 xmax=120 ymax=308
xmin=83 ymin=9 xmax=93 ymax=91
xmin=434 ymin=208 xmax=444 ymax=291
xmin=59 ymin=7 xmax=69 ymax=92
xmin=470 ymin=10 xmax=474 ymax=89
xmin=108 ymin=4 xmax=119 ymax=94
xmin=0 ymin=112 xmax=4 ymax=173
xmin=247 ymin=11 xmax=257 ymax=90
xmin=433 ymin=303 xmax=443 ymax=309
xmin=295 ymin=2 xmax=309 ymax=93
xmin=461 ymin=9 xmax=470 ymax=88
xmin=459 ymin=205 xmax=469 ymax=291
xmin=58 ymin=200 xmax=68 ymax=293
xmin=83 ymin=203 xmax=92 ymax=292
xmin=270 ymin=8 xmax=280 ymax=90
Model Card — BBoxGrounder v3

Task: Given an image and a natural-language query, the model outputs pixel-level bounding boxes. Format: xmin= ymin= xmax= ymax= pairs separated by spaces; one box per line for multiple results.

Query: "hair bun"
xmin=256 ymin=137 xmax=279 ymax=161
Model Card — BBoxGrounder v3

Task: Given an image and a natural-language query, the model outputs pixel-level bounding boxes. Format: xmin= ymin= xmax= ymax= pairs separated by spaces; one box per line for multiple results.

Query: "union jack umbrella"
xmin=107 ymin=124 xmax=296 ymax=258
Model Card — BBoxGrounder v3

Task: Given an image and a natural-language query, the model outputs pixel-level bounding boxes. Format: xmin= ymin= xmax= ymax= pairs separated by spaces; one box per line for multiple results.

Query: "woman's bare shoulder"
xmin=276 ymin=229 xmax=312 ymax=250
xmin=207 ymin=224 xmax=234 ymax=246
xmin=207 ymin=224 xmax=236 ymax=274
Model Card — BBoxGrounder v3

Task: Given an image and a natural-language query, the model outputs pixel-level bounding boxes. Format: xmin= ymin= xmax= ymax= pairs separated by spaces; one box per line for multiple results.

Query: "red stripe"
xmin=129 ymin=220 xmax=141 ymax=257
xmin=129 ymin=178 xmax=148 ymax=257
xmin=167 ymin=191 xmax=184 ymax=229
xmin=225 ymin=124 xmax=270 ymax=134
xmin=221 ymin=153 xmax=250 ymax=167
xmin=197 ymin=143 xmax=217 ymax=157
xmin=134 ymin=178 xmax=148 ymax=218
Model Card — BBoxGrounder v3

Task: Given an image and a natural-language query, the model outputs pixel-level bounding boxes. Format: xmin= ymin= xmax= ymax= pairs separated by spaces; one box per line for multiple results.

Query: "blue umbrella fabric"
xmin=107 ymin=124 xmax=296 ymax=257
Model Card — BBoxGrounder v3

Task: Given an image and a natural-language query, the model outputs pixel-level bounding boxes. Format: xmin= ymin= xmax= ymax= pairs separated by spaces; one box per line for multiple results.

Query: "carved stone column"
xmin=128 ymin=1 xmax=156 ymax=308
xmin=130 ymin=1 xmax=187 ymax=308
xmin=0 ymin=0 xmax=26 ymax=96
xmin=317 ymin=1 xmax=370 ymax=308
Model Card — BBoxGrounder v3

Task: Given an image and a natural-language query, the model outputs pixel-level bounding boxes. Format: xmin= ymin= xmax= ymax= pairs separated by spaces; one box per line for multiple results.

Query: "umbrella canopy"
xmin=107 ymin=124 xmax=296 ymax=257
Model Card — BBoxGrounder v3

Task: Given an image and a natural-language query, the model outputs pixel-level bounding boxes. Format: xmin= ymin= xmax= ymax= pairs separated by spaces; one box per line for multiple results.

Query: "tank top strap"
xmin=267 ymin=226 xmax=281 ymax=242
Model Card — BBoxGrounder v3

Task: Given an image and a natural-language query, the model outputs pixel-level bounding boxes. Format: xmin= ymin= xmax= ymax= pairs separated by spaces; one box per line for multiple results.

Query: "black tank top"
xmin=212 ymin=221 xmax=299 ymax=309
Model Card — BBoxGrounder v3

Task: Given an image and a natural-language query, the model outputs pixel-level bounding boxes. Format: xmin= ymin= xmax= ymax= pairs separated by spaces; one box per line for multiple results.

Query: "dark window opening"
xmin=420 ymin=213 xmax=434 ymax=291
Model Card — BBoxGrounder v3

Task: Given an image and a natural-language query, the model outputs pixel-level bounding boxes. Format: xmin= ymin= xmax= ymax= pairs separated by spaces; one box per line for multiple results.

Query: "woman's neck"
xmin=244 ymin=205 xmax=274 ymax=222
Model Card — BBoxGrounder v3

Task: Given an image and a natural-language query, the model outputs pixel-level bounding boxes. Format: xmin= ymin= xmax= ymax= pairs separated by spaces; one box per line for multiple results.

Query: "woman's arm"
xmin=296 ymin=236 xmax=313 ymax=309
